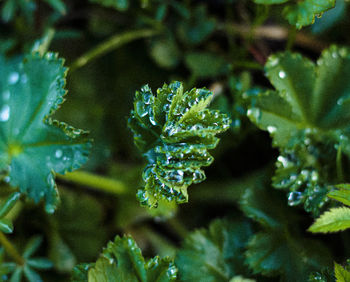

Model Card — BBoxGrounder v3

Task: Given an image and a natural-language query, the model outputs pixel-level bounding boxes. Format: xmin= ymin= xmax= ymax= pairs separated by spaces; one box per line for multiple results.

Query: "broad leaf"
xmin=128 ymin=82 xmax=230 ymax=207
xmin=253 ymin=0 xmax=335 ymax=29
xmin=88 ymin=235 xmax=177 ymax=282
xmin=175 ymin=218 xmax=253 ymax=281
xmin=248 ymin=46 xmax=350 ymax=214
xmin=308 ymin=207 xmax=350 ymax=233
xmin=0 ymin=53 xmax=91 ymax=213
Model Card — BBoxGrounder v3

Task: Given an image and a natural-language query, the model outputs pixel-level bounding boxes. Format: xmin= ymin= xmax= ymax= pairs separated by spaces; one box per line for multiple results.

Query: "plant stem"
xmin=57 ymin=171 xmax=129 ymax=195
xmin=168 ymin=218 xmax=188 ymax=239
xmin=70 ymin=29 xmax=160 ymax=72
xmin=0 ymin=232 xmax=25 ymax=265
xmin=337 ymin=145 xmax=344 ymax=182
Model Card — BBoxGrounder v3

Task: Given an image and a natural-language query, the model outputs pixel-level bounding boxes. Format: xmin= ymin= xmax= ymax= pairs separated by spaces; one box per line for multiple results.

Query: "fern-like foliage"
xmin=128 ymin=82 xmax=231 ymax=207
xmin=0 ymin=53 xmax=91 ymax=213
xmin=253 ymin=0 xmax=335 ymax=29
xmin=72 ymin=235 xmax=177 ymax=282
xmin=248 ymin=45 xmax=350 ymax=215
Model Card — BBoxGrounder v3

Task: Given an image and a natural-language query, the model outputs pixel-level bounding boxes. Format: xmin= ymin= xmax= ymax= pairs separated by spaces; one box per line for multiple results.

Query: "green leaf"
xmin=248 ymin=45 xmax=350 ymax=214
xmin=89 ymin=0 xmax=129 ymax=11
xmin=43 ymin=0 xmax=66 ymax=14
xmin=253 ymin=0 xmax=335 ymax=29
xmin=0 ymin=192 xmax=20 ymax=218
xmin=71 ymin=263 xmax=92 ymax=282
xmin=308 ymin=207 xmax=350 ymax=233
xmin=88 ymin=235 xmax=177 ymax=282
xmin=245 ymin=232 xmax=331 ymax=282
xmin=0 ymin=53 xmax=91 ymax=213
xmin=328 ymin=184 xmax=350 ymax=206
xmin=0 ymin=218 xmax=13 ymax=233
xmin=334 ymin=262 xmax=350 ymax=282
xmin=241 ymin=184 xmax=331 ymax=281
xmin=175 ymin=218 xmax=253 ymax=281
xmin=283 ymin=0 xmax=336 ymax=29
xmin=128 ymin=82 xmax=231 ymax=207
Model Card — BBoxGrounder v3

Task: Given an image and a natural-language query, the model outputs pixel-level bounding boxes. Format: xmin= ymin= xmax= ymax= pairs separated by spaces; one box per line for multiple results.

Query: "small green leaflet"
xmin=253 ymin=0 xmax=335 ymax=29
xmin=0 ymin=53 xmax=91 ymax=213
xmin=175 ymin=218 xmax=253 ymax=281
xmin=247 ymin=45 xmax=350 ymax=215
xmin=87 ymin=235 xmax=177 ymax=282
xmin=334 ymin=262 xmax=350 ymax=282
xmin=309 ymin=207 xmax=350 ymax=233
xmin=128 ymin=82 xmax=230 ymax=208
xmin=0 ymin=192 xmax=20 ymax=233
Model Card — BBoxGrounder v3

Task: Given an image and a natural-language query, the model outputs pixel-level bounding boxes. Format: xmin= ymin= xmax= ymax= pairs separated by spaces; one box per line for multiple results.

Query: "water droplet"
xmin=8 ymin=72 xmax=19 ymax=85
xmin=268 ymin=56 xmax=279 ymax=67
xmin=288 ymin=191 xmax=303 ymax=206
xmin=4 ymin=176 xmax=10 ymax=183
xmin=0 ymin=105 xmax=10 ymax=122
xmin=277 ymin=155 xmax=289 ymax=168
xmin=3 ymin=90 xmax=10 ymax=101
xmin=55 ymin=149 xmax=63 ymax=158
xmin=337 ymin=97 xmax=344 ymax=105
xmin=279 ymin=71 xmax=286 ymax=79
xmin=163 ymin=104 xmax=170 ymax=112
xmin=149 ymin=115 xmax=157 ymax=126
xmin=247 ymin=108 xmax=261 ymax=121
xmin=267 ymin=125 xmax=276 ymax=133
xmin=332 ymin=52 xmax=339 ymax=59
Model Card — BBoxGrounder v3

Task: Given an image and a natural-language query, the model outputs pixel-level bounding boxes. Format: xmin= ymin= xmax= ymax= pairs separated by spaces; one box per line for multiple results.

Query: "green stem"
xmin=286 ymin=26 xmax=297 ymax=50
xmin=69 ymin=29 xmax=160 ymax=72
xmin=337 ymin=145 xmax=344 ymax=182
xmin=57 ymin=171 xmax=129 ymax=195
xmin=167 ymin=218 xmax=188 ymax=239
xmin=0 ymin=232 xmax=25 ymax=265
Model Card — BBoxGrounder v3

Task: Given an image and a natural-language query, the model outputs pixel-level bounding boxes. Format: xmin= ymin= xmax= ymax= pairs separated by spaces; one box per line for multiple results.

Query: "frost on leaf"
xmin=88 ymin=235 xmax=177 ymax=282
xmin=253 ymin=0 xmax=335 ymax=29
xmin=247 ymin=45 xmax=350 ymax=215
xmin=128 ymin=81 xmax=231 ymax=208
xmin=0 ymin=52 xmax=91 ymax=213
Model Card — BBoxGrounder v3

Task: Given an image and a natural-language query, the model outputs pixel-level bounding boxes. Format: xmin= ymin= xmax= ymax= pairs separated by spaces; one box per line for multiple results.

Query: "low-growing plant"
xmin=1 ymin=0 xmax=350 ymax=281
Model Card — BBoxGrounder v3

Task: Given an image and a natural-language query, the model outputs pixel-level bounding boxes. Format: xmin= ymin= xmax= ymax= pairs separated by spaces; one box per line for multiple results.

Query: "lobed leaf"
xmin=88 ymin=235 xmax=177 ymax=282
xmin=175 ymin=218 xmax=253 ymax=281
xmin=248 ymin=45 xmax=350 ymax=214
xmin=0 ymin=53 xmax=91 ymax=213
xmin=128 ymin=82 xmax=230 ymax=207
xmin=253 ymin=0 xmax=335 ymax=29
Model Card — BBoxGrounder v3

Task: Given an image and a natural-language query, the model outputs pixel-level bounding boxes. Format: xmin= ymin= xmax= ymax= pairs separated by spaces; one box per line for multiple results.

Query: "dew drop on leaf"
xmin=0 ymin=105 xmax=10 ymax=122
xmin=288 ymin=191 xmax=303 ymax=206
xmin=55 ymin=149 xmax=63 ymax=158
xmin=267 ymin=125 xmax=277 ymax=133
xmin=278 ymin=71 xmax=286 ymax=79
xmin=8 ymin=72 xmax=19 ymax=84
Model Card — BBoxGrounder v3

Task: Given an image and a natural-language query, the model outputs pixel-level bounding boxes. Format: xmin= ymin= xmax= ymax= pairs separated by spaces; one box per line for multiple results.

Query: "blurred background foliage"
xmin=1 ymin=0 xmax=350 ymax=280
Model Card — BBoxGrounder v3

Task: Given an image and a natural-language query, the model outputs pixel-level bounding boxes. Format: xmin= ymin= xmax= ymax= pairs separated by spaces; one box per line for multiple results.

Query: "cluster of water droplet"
xmin=272 ymin=132 xmax=339 ymax=215
xmin=129 ymin=82 xmax=231 ymax=208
